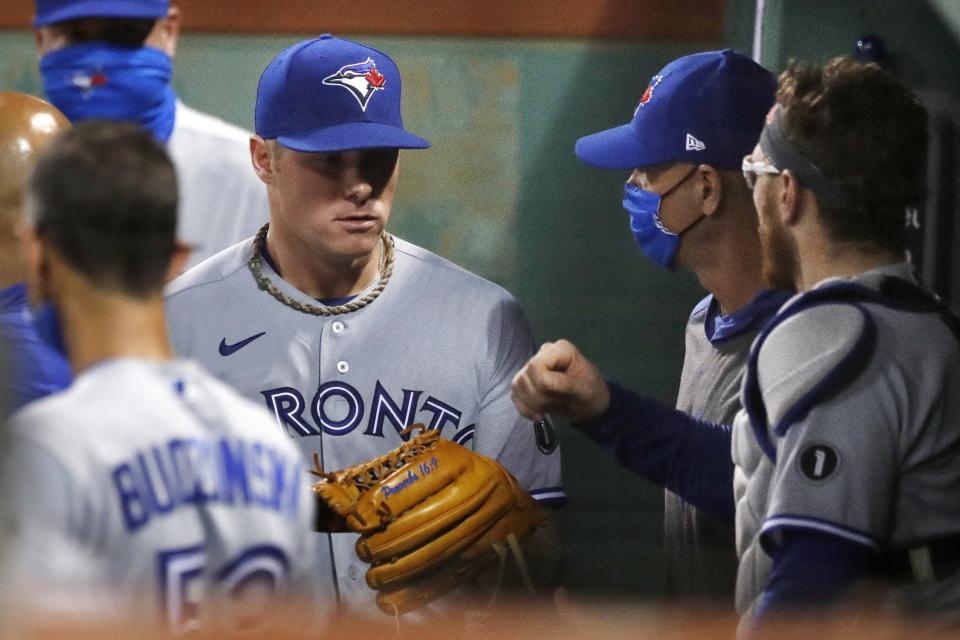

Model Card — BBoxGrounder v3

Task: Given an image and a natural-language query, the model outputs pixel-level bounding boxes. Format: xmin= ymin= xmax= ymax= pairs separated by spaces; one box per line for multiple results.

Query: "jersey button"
xmin=332 ymin=321 xmax=345 ymax=334
xmin=337 ymin=360 xmax=349 ymax=373
xmin=348 ymin=565 xmax=359 ymax=581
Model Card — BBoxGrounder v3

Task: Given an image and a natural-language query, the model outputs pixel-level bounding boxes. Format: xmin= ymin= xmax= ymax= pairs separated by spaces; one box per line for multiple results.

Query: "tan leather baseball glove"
xmin=310 ymin=424 xmax=546 ymax=615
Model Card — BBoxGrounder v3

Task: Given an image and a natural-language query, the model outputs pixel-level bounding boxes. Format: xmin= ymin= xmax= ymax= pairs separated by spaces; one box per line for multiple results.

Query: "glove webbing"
xmin=310 ymin=425 xmax=439 ymax=491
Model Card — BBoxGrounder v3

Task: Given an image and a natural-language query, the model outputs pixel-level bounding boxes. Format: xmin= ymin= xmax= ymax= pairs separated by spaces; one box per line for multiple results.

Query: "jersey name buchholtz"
xmin=261 ymin=380 xmax=476 ymax=444
xmin=111 ymin=436 xmax=302 ymax=532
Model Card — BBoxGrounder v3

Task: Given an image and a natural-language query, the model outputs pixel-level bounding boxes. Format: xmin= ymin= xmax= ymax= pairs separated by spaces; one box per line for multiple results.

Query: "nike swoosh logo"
xmin=219 ymin=332 xmax=266 ymax=356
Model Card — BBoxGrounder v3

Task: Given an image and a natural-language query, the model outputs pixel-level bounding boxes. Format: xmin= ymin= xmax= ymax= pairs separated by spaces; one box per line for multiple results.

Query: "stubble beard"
xmin=760 ymin=210 xmax=800 ymax=292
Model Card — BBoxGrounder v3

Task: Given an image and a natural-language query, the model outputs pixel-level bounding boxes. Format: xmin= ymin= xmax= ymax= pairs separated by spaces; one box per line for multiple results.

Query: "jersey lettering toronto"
xmin=261 ymin=380 xmax=475 ymax=442
xmin=111 ymin=436 xmax=302 ymax=532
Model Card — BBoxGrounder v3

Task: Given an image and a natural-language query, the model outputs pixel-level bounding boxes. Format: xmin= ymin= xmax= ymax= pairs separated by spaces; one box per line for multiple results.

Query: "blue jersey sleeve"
xmin=575 ymin=381 xmax=734 ymax=521
xmin=754 ymin=528 xmax=873 ymax=622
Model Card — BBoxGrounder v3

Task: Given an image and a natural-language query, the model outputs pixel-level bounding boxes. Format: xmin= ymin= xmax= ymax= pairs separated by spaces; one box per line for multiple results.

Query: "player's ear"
xmin=33 ymin=26 xmax=60 ymax=57
xmin=697 ymin=164 xmax=723 ymax=217
xmin=148 ymin=6 xmax=182 ymax=58
xmin=19 ymin=223 xmax=51 ymax=306
xmin=165 ymin=240 xmax=193 ymax=283
xmin=250 ymin=136 xmax=277 ymax=185
xmin=780 ymin=170 xmax=803 ymax=226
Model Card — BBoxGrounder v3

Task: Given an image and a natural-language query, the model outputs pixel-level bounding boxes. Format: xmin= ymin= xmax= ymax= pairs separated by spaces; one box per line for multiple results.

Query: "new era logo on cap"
xmin=685 ymin=133 xmax=706 ymax=151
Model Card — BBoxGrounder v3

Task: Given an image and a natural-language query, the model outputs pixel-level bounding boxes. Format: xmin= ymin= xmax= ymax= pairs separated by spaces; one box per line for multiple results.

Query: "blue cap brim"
xmin=575 ymin=123 xmax=671 ymax=170
xmin=34 ymin=0 xmax=168 ymax=26
xmin=276 ymin=122 xmax=430 ymax=153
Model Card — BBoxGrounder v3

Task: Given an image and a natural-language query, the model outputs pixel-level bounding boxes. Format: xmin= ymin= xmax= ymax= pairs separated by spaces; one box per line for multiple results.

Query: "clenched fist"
xmin=511 ymin=340 xmax=610 ymax=423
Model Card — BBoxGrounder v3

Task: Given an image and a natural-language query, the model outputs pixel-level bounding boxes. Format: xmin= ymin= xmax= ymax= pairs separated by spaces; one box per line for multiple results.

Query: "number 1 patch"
xmin=798 ymin=443 xmax=840 ymax=481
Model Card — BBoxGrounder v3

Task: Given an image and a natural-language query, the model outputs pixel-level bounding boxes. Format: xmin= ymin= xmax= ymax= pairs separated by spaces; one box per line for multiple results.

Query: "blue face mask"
xmin=32 ymin=302 xmax=68 ymax=359
xmin=622 ymin=167 xmax=702 ymax=270
xmin=40 ymin=43 xmax=177 ymax=143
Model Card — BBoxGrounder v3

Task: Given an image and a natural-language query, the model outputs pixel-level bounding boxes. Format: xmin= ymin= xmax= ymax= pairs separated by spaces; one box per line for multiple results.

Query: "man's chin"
xmin=329 ymin=232 xmax=384 ymax=263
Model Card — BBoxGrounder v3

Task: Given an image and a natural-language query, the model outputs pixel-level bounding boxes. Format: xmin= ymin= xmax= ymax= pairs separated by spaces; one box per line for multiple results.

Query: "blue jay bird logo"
xmin=70 ymin=67 xmax=109 ymax=99
xmin=322 ymin=58 xmax=386 ymax=111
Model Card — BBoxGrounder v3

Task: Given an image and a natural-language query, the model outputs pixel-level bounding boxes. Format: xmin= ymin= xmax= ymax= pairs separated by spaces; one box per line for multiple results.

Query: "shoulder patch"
xmin=797 ymin=442 xmax=841 ymax=481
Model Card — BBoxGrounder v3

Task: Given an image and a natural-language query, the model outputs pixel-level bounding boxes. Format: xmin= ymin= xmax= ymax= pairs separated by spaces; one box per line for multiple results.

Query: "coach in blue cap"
xmin=165 ymin=34 xmax=563 ymax=618
xmin=512 ymin=50 xmax=786 ymax=606
xmin=32 ymin=0 xmax=268 ymax=269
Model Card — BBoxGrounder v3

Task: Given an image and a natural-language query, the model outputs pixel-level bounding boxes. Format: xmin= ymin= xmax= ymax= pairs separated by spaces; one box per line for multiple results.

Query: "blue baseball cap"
xmin=255 ymin=35 xmax=430 ymax=153
xmin=575 ymin=49 xmax=775 ymax=171
xmin=34 ymin=0 xmax=169 ymax=27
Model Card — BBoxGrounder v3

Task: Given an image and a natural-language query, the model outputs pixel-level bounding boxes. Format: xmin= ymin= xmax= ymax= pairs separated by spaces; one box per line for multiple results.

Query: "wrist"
xmin=585 ymin=382 xmax=611 ymax=421
xmin=572 ymin=380 xmax=616 ymax=428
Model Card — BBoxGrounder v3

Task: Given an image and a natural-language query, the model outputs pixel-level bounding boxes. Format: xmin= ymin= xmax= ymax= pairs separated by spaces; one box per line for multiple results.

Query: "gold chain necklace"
xmin=248 ymin=223 xmax=394 ymax=316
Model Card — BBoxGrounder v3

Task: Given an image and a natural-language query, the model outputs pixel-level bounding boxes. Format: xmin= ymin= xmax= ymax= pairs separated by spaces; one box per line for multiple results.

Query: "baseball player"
xmin=164 ymin=35 xmax=564 ymax=615
xmin=0 ymin=92 xmax=71 ymax=417
xmin=0 ymin=121 xmax=316 ymax=633
xmin=732 ymin=58 xmax=960 ymax=627
xmin=511 ymin=50 xmax=787 ymax=604
xmin=32 ymin=0 xmax=268 ymax=269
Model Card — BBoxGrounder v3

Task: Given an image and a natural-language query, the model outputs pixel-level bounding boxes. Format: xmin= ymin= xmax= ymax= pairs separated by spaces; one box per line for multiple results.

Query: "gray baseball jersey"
xmin=733 ymin=263 xmax=960 ymax=620
xmin=666 ymin=289 xmax=788 ymax=602
xmin=164 ymin=234 xmax=564 ymax=613
xmin=0 ymin=359 xmax=316 ymax=632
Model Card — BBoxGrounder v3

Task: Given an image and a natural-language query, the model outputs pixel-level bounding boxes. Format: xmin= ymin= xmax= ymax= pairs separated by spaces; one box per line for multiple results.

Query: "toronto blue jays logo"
xmin=70 ymin=67 xmax=109 ymax=99
xmin=322 ymin=57 xmax=386 ymax=111
xmin=634 ymin=73 xmax=664 ymax=114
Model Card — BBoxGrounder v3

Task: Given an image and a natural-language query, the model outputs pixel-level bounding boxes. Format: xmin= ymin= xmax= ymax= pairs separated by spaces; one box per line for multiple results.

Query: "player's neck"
xmin=265 ymin=226 xmax=381 ymax=300
xmin=692 ymin=213 xmax=768 ymax=315
xmin=796 ymin=238 xmax=903 ymax=292
xmin=58 ymin=288 xmax=174 ymax=374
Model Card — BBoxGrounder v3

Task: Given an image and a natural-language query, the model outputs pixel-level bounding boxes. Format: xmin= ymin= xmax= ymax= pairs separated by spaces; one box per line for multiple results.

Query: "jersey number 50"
xmin=157 ymin=544 xmax=290 ymax=633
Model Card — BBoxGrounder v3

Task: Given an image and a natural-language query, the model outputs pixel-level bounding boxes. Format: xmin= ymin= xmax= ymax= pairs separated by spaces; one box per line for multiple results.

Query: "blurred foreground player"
xmin=0 ymin=92 xmax=71 ymax=417
xmin=0 ymin=122 xmax=315 ymax=633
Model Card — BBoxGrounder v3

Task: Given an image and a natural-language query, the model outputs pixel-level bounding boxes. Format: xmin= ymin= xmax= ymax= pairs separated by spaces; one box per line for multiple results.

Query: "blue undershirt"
xmin=585 ymin=381 xmax=735 ymax=520
xmin=258 ymin=234 xmax=358 ymax=307
xmin=703 ymin=288 xmax=791 ymax=344
xmin=757 ymin=529 xmax=872 ymax=620
xmin=0 ymin=283 xmax=72 ymax=416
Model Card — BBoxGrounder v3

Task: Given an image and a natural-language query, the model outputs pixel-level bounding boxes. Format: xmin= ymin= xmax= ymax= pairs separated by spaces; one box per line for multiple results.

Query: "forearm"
xmin=575 ymin=381 xmax=735 ymax=521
